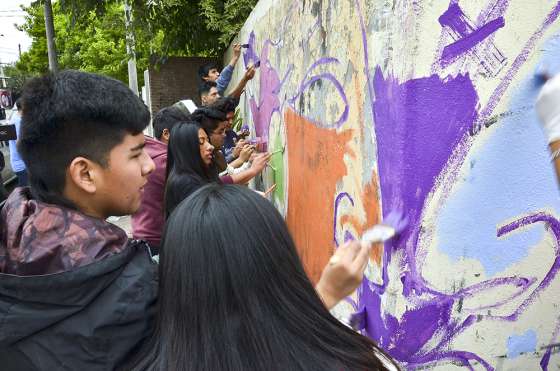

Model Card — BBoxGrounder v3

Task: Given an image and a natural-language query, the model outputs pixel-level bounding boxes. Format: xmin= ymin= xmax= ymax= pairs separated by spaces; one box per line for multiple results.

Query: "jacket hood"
xmin=0 ymin=187 xmax=128 ymax=276
xmin=0 ymin=241 xmax=149 ymax=346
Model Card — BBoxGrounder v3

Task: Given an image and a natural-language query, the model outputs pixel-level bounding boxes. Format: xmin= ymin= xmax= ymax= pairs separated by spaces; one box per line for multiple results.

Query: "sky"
xmin=0 ymin=0 xmax=33 ymax=64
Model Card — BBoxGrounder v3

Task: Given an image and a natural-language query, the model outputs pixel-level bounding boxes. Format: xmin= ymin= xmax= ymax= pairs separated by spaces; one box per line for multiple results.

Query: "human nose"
xmin=142 ymin=151 xmax=155 ymax=175
xmin=207 ymin=142 xmax=215 ymax=151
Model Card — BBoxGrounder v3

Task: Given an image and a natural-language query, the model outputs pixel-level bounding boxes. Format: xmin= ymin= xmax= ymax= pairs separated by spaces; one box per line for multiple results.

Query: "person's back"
xmin=131 ymin=185 xmax=399 ymax=371
xmin=0 ymin=70 xmax=158 ymax=370
xmin=131 ymin=106 xmax=190 ymax=253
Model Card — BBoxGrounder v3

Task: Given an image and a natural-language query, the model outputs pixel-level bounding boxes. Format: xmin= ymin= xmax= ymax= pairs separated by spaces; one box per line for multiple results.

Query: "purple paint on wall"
xmin=372 ymin=68 xmax=478 ymax=261
xmin=288 ymin=57 xmax=349 ymax=128
xmin=441 ymin=17 xmax=505 ymax=62
xmin=476 ymin=1 xmax=560 ymax=132
xmin=247 ymin=40 xmax=282 ymax=145
xmin=350 ymin=0 xmax=560 ymax=368
xmin=437 ymin=2 xmax=506 ymax=74
xmin=243 ymin=32 xmax=260 ymax=68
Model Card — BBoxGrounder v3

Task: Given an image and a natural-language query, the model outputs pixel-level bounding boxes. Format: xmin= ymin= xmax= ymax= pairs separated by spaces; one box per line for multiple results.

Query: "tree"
xmin=14 ymin=0 xmax=258 ymax=83
xmin=16 ymin=1 xmax=161 ymax=84
xmin=56 ymin=0 xmax=258 ymax=55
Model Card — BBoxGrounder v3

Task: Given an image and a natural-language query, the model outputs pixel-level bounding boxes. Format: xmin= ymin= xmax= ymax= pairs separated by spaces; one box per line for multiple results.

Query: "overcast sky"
xmin=0 ymin=0 xmax=33 ymax=64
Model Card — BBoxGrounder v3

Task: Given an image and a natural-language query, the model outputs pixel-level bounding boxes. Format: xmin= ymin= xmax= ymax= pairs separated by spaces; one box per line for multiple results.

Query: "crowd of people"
xmin=2 ymin=40 xmax=560 ymax=370
xmin=0 ymin=52 xmax=399 ymax=370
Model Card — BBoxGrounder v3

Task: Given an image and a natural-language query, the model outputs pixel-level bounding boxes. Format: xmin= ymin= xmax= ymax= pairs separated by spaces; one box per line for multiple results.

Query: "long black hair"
xmin=139 ymin=184 xmax=399 ymax=371
xmin=164 ymin=123 xmax=219 ymax=217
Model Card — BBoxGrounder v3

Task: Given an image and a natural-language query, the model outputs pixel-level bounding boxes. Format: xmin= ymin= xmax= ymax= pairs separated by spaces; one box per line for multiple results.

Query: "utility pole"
xmin=44 ymin=0 xmax=58 ymax=72
xmin=18 ymin=44 xmax=21 ymax=59
xmin=124 ymin=1 xmax=138 ymax=95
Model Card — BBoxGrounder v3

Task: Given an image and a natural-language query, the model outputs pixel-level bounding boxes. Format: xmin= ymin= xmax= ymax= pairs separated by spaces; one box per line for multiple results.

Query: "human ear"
xmin=162 ymin=128 xmax=170 ymax=142
xmin=67 ymin=157 xmax=97 ymax=194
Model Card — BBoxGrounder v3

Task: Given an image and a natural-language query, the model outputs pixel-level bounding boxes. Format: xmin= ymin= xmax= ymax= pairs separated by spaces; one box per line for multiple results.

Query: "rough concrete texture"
xmin=228 ymin=1 xmax=560 ymax=369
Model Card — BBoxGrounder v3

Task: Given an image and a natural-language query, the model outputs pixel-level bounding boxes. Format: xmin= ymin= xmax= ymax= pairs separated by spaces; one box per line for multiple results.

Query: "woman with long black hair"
xmin=132 ymin=184 xmax=400 ymax=371
xmin=164 ymin=122 xmax=218 ymax=217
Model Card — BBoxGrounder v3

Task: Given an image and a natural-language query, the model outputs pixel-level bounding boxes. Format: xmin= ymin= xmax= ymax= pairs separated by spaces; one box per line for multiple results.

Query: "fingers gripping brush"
xmin=347 ymin=209 xmax=409 ymax=331
xmin=361 ymin=209 xmax=409 ymax=244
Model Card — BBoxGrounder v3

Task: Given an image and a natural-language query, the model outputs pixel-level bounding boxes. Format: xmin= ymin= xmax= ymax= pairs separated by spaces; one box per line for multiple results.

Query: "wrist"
xmin=315 ymin=282 xmax=339 ymax=310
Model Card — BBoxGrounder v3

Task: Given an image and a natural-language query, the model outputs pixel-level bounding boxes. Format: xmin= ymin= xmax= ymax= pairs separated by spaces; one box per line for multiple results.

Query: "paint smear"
xmin=285 ymin=108 xmax=352 ymax=283
xmin=507 ymin=330 xmax=537 ymax=358
xmin=339 ymin=182 xmax=383 ymax=265
xmin=270 ymin=129 xmax=285 ymax=205
xmin=438 ymin=3 xmax=506 ymax=73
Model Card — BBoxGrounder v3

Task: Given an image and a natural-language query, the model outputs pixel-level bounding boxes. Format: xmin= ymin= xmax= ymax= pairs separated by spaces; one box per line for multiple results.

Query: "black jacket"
xmin=0 ymin=189 xmax=158 ymax=370
xmin=0 ymin=240 xmax=158 ymax=370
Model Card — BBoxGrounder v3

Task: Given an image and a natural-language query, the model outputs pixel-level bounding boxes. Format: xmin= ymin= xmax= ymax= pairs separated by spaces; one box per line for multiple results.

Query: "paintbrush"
xmin=360 ymin=209 xmax=408 ymax=244
xmin=346 ymin=209 xmax=408 ymax=331
xmin=264 ymin=184 xmax=276 ymax=196
xmin=329 ymin=210 xmax=408 ymax=265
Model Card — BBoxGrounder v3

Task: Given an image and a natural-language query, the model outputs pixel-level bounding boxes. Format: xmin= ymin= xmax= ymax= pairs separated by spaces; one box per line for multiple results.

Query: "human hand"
xmin=536 ymin=74 xmax=560 ymax=144
xmin=244 ymin=65 xmax=256 ymax=81
xmin=239 ymin=144 xmax=255 ymax=162
xmin=315 ymin=241 xmax=371 ymax=309
xmin=233 ymin=139 xmax=246 ymax=158
xmin=250 ymin=152 xmax=272 ymax=174
xmin=233 ymin=43 xmax=242 ymax=59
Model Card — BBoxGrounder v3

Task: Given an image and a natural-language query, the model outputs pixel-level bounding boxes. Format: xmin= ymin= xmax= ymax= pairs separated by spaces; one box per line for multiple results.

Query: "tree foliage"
xmin=15 ymin=1 xmax=162 ymax=84
xmin=13 ymin=0 xmax=258 ymax=83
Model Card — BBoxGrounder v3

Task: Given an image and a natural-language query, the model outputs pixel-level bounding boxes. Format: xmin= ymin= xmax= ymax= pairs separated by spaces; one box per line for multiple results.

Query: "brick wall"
xmin=148 ymin=56 xmax=218 ymax=115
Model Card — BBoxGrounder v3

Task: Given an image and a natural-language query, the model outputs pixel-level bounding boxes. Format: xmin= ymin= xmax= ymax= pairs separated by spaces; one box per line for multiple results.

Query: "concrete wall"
xmin=230 ymin=0 xmax=560 ymax=369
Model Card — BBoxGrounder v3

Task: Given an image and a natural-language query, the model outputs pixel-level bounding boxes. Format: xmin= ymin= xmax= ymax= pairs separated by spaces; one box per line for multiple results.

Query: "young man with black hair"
xmin=199 ymin=80 xmax=221 ymax=106
xmin=198 ymin=43 xmax=243 ymax=94
xmin=0 ymin=70 xmax=157 ymax=370
xmin=131 ymin=105 xmax=189 ymax=253
xmin=198 ymin=43 xmax=257 ymax=100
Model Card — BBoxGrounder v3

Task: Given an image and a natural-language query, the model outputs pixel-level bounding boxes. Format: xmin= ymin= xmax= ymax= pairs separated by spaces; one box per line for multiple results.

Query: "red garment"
xmin=131 ymin=136 xmax=167 ymax=247
xmin=220 ymin=175 xmax=234 ymax=184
